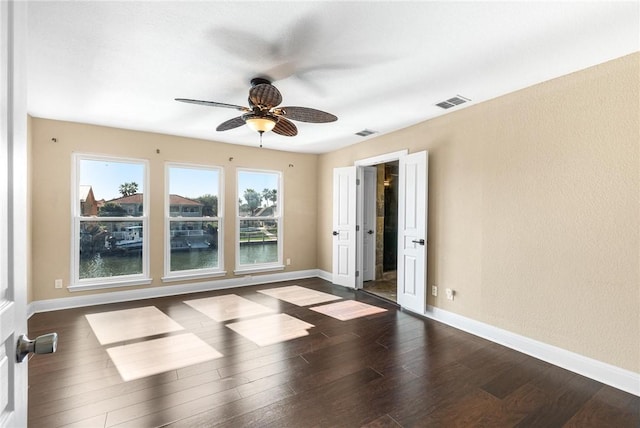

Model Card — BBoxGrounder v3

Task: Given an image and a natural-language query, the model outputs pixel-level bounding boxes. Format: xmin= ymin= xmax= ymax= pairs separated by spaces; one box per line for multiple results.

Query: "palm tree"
xmin=244 ymin=189 xmax=261 ymax=215
xmin=119 ymin=182 xmax=138 ymax=197
xmin=262 ymin=188 xmax=277 ymax=206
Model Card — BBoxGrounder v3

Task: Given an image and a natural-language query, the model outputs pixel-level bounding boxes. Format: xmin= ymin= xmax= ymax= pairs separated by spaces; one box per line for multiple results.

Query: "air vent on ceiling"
xmin=355 ymin=129 xmax=377 ymax=137
xmin=435 ymin=95 xmax=471 ymax=109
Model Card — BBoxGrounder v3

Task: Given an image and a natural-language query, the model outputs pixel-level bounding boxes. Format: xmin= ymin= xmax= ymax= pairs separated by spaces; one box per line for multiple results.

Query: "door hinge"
xmin=356 ymin=225 xmax=360 ymax=231
xmin=356 ymin=178 xmax=361 ymax=185
xmin=356 ymin=270 xmax=360 ymax=277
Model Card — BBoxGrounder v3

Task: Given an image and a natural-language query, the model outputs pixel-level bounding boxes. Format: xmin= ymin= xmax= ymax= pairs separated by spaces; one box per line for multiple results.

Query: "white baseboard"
xmin=317 ymin=269 xmax=332 ymax=282
xmin=424 ymin=305 xmax=640 ymax=397
xmin=28 ymin=269 xmax=319 ymax=317
xmin=27 ymin=270 xmax=639 ymax=397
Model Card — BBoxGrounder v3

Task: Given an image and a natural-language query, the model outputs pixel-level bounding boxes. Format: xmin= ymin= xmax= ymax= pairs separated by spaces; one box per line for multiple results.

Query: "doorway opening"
xmin=334 ymin=149 xmax=426 ymax=313
xmin=363 ymin=161 xmax=399 ymax=302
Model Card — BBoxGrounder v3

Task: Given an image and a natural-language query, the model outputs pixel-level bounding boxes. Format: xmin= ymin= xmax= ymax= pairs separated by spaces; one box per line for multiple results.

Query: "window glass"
xmin=74 ymin=156 xmax=148 ymax=286
xmin=238 ymin=220 xmax=278 ymax=265
xmin=237 ymin=170 xmax=281 ymax=270
xmin=79 ymin=159 xmax=144 ymax=217
xmin=79 ymin=220 xmax=143 ymax=279
xmin=167 ymin=165 xmax=222 ymax=275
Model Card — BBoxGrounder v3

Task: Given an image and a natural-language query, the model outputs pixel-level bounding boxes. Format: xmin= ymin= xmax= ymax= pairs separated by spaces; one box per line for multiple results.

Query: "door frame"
xmin=354 ymin=150 xmax=408 ymax=290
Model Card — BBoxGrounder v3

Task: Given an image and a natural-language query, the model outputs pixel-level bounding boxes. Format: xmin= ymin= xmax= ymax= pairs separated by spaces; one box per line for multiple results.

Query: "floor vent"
xmin=355 ymin=129 xmax=377 ymax=137
xmin=436 ymin=95 xmax=471 ymax=109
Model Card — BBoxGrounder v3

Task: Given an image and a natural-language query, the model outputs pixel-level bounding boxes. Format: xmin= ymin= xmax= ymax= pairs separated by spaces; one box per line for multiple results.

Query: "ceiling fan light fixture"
xmin=244 ymin=115 xmax=277 ymax=133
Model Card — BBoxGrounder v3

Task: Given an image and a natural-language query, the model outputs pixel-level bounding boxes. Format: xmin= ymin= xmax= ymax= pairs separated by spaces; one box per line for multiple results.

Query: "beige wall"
xmin=317 ymin=53 xmax=639 ymax=373
xmin=29 ymin=119 xmax=318 ymax=300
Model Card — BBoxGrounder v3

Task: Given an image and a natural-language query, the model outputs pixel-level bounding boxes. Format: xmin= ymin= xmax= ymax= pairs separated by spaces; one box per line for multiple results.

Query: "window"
xmin=71 ymin=155 xmax=150 ymax=290
xmin=236 ymin=169 xmax=282 ymax=273
xmin=164 ymin=164 xmax=224 ymax=280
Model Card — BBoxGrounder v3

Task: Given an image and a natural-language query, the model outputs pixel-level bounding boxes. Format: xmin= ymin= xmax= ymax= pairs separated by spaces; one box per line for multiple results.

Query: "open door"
xmin=1 ymin=1 xmax=29 ymax=426
xmin=361 ymin=167 xmax=377 ymax=282
xmin=332 ymin=166 xmax=357 ymax=288
xmin=397 ymin=151 xmax=428 ymax=314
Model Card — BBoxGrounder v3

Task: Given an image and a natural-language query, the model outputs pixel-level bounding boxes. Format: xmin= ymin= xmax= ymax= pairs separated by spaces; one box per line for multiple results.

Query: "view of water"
xmin=79 ymin=243 xmax=277 ymax=279
xmin=239 ymin=242 xmax=278 ymax=265
xmin=170 ymin=248 xmax=219 ymax=272
xmin=80 ymin=252 xmax=143 ymax=279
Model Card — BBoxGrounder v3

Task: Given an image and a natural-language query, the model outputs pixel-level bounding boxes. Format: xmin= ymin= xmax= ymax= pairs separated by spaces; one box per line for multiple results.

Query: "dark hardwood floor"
xmin=27 ymin=278 xmax=639 ymax=427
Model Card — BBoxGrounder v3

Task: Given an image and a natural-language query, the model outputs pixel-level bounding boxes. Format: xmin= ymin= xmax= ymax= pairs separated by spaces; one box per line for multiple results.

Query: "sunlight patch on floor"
xmin=85 ymin=306 xmax=184 ymax=345
xmin=226 ymin=313 xmax=315 ymax=346
xmin=106 ymin=333 xmax=223 ymax=381
xmin=183 ymin=294 xmax=275 ymax=322
xmin=310 ymin=300 xmax=387 ymax=321
xmin=258 ymin=285 xmax=342 ymax=306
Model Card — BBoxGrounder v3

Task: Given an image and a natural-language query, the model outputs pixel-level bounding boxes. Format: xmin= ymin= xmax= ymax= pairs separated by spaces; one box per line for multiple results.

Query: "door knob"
xmin=16 ymin=333 xmax=58 ymax=363
xmin=411 ymin=239 xmax=425 ymax=246
xmin=332 ymin=231 xmax=339 ymax=236
xmin=367 ymin=230 xmax=374 ymax=235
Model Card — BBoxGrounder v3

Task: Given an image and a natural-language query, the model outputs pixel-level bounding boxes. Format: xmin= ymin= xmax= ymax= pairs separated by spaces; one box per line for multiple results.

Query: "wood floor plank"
xmin=360 ymin=414 xmax=403 ymax=427
xmin=29 ymin=369 xmax=196 ymax=419
xmin=515 ymin=372 xmax=604 ymax=427
xmin=27 ymin=278 xmax=639 ymax=428
xmin=104 ymin=376 xmax=247 ymax=427
xmin=142 ymin=384 xmax=295 ymax=428
xmin=207 ymin=368 xmax=384 ymax=428
xmin=108 ymin=386 xmax=244 ymax=428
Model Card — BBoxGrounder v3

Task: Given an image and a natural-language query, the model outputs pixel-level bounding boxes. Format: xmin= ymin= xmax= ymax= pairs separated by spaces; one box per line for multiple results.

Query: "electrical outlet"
xmin=286 ymin=258 xmax=291 ymax=266
xmin=54 ymin=279 xmax=63 ymax=289
xmin=431 ymin=285 xmax=438 ymax=296
xmin=446 ymin=288 xmax=454 ymax=301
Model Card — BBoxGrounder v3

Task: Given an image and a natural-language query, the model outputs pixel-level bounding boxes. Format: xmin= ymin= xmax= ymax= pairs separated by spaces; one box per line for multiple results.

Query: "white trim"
xmin=233 ymin=265 xmax=285 ymax=275
xmin=29 ymin=269 xmax=319 ymax=315
xmin=354 ymin=150 xmax=408 ymax=167
xmin=423 ymin=305 xmax=640 ymax=397
xmin=161 ymin=270 xmax=227 ymax=283
xmin=317 ymin=269 xmax=332 ymax=282
xmin=67 ymin=278 xmax=152 ymax=292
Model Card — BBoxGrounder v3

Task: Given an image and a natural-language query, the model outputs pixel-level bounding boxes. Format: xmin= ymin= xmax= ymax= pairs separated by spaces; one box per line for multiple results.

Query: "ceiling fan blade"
xmin=216 ymin=116 xmax=246 ymax=131
xmin=275 ymin=106 xmax=337 ymax=123
xmin=272 ymin=117 xmax=298 ymax=136
xmin=249 ymin=84 xmax=283 ymax=109
xmin=175 ymin=98 xmax=249 ymax=112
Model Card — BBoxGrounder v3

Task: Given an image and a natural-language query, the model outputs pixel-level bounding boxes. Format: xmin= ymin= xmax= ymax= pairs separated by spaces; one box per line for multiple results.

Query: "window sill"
xmin=161 ymin=271 xmax=227 ymax=283
xmin=67 ymin=278 xmax=152 ymax=292
xmin=233 ymin=265 xmax=285 ymax=275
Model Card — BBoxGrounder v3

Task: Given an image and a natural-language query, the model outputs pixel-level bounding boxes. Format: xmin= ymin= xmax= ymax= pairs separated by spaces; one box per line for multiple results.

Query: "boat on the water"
xmin=106 ymin=226 xmax=143 ymax=252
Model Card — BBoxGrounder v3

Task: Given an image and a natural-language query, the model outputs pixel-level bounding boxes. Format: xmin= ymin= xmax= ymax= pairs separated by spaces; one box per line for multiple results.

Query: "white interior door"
xmin=332 ymin=166 xmax=357 ymax=288
xmin=361 ymin=166 xmax=377 ymax=282
xmin=397 ymin=151 xmax=428 ymax=314
xmin=1 ymin=1 xmax=29 ymax=426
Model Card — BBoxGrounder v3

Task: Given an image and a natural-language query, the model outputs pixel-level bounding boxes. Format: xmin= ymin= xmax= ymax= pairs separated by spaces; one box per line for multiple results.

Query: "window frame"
xmin=235 ymin=168 xmax=284 ymax=274
xmin=162 ymin=162 xmax=225 ymax=282
xmin=69 ymin=153 xmax=151 ymax=291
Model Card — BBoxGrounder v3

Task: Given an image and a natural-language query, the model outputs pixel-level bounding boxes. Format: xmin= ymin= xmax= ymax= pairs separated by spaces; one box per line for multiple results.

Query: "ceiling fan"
xmin=176 ymin=77 xmax=337 ymax=146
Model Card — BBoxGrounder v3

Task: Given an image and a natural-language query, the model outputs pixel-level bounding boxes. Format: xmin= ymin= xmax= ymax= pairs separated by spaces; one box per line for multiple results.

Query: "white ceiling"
xmin=27 ymin=1 xmax=639 ymax=154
